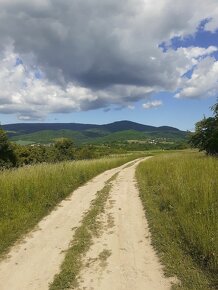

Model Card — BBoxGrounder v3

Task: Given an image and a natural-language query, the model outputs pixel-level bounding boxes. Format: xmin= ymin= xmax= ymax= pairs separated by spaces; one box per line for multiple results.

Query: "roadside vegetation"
xmin=136 ymin=152 xmax=218 ymax=289
xmin=0 ymin=125 xmax=189 ymax=170
xmin=0 ymin=128 xmax=17 ymax=168
xmin=0 ymin=127 xmax=129 ymax=169
xmin=189 ymin=100 xmax=218 ymax=155
xmin=0 ymin=154 xmax=141 ymax=258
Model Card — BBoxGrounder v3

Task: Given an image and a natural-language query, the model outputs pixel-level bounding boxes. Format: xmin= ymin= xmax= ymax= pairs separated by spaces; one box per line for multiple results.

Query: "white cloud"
xmin=204 ymin=6 xmax=218 ymax=33
xmin=175 ymin=57 xmax=218 ymax=99
xmin=0 ymin=45 xmax=155 ymax=119
xmin=142 ymin=100 xmax=163 ymax=109
xmin=0 ymin=0 xmax=217 ymax=119
xmin=128 ymin=105 xmax=135 ymax=110
xmin=178 ymin=46 xmax=217 ymax=60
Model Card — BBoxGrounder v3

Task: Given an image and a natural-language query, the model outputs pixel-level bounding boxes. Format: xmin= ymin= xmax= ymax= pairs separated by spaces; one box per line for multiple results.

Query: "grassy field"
xmin=136 ymin=152 xmax=218 ymax=289
xmin=0 ymin=154 xmax=141 ymax=257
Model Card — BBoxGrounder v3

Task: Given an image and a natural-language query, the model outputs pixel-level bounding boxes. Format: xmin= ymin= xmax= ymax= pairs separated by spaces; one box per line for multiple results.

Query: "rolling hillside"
xmin=2 ymin=121 xmax=188 ymax=145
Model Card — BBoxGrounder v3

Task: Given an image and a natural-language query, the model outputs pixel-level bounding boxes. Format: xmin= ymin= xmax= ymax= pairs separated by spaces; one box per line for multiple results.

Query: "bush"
xmin=0 ymin=128 xmax=17 ymax=169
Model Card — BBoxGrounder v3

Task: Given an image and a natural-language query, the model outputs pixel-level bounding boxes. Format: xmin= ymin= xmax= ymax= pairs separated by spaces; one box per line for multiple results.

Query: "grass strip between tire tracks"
xmin=50 ymin=173 xmax=118 ymax=289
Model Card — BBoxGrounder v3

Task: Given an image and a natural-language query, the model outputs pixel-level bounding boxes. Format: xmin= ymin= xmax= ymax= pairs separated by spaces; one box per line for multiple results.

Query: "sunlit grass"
xmin=136 ymin=152 xmax=218 ymax=289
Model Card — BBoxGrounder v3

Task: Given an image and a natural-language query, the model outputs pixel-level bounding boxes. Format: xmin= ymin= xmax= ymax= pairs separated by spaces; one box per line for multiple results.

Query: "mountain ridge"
xmin=1 ymin=121 xmax=187 ymax=145
xmin=2 ymin=120 xmax=183 ymax=134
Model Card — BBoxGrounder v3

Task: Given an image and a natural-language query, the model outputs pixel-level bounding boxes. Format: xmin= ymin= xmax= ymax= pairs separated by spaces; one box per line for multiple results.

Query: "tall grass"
xmin=136 ymin=152 xmax=218 ymax=289
xmin=0 ymin=154 xmax=141 ymax=257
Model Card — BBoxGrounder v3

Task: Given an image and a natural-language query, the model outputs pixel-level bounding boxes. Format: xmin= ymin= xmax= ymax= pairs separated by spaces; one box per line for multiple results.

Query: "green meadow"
xmin=136 ymin=152 xmax=218 ymax=289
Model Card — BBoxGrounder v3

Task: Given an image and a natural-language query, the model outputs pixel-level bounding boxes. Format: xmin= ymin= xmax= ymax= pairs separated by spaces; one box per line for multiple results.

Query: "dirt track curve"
xmin=0 ymin=158 xmax=174 ymax=290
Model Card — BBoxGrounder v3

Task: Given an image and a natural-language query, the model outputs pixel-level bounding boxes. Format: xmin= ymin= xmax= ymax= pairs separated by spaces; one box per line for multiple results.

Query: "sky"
xmin=0 ymin=0 xmax=218 ymax=131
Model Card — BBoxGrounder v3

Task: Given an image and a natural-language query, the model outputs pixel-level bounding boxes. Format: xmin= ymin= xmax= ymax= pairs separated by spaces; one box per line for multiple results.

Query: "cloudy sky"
xmin=0 ymin=0 xmax=218 ymax=130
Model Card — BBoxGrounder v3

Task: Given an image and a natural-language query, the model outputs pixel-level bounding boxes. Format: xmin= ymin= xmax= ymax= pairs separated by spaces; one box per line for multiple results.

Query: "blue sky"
xmin=0 ymin=0 xmax=218 ymax=131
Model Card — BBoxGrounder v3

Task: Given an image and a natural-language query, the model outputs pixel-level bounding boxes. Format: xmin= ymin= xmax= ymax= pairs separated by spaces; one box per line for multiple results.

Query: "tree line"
xmin=0 ymin=129 xmax=126 ymax=169
xmin=189 ymin=100 xmax=218 ymax=155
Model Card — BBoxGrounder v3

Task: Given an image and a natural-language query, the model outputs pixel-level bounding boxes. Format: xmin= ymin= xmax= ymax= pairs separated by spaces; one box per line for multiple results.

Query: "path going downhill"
xmin=0 ymin=158 xmax=174 ymax=290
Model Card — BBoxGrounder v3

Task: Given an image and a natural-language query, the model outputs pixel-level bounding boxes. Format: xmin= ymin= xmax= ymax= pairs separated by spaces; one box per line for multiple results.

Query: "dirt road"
xmin=76 ymin=158 xmax=173 ymax=290
xmin=0 ymin=158 xmax=174 ymax=290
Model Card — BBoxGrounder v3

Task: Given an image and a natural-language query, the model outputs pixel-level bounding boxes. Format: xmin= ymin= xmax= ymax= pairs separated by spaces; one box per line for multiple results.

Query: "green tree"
xmin=0 ymin=127 xmax=17 ymax=168
xmin=54 ymin=138 xmax=75 ymax=161
xmin=14 ymin=144 xmax=48 ymax=166
xmin=189 ymin=101 xmax=218 ymax=155
xmin=74 ymin=146 xmax=95 ymax=160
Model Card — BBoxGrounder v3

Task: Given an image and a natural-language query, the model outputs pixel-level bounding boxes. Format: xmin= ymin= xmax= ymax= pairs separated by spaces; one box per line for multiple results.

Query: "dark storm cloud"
xmin=0 ymin=0 xmax=217 ymax=119
xmin=0 ymin=0 xmax=191 ymax=88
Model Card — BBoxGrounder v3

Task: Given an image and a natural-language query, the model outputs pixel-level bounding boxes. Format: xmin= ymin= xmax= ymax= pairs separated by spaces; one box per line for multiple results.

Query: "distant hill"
xmin=3 ymin=120 xmax=182 ymax=134
xmin=2 ymin=121 xmax=187 ymax=145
